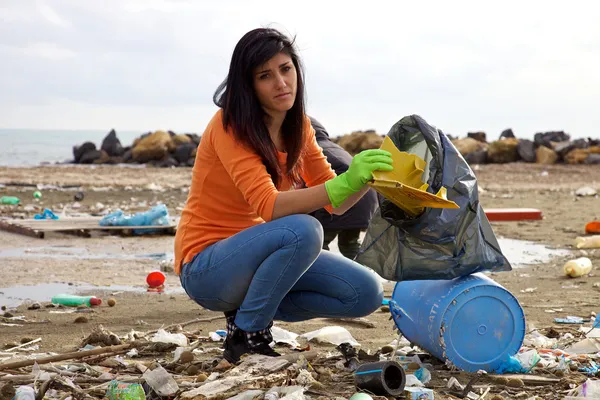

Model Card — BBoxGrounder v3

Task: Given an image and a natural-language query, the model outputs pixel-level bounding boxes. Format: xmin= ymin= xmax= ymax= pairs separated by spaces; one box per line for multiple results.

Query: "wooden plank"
xmin=0 ymin=219 xmax=44 ymax=239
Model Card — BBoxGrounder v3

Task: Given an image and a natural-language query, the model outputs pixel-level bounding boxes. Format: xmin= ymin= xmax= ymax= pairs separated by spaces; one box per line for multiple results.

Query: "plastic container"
xmin=390 ymin=273 xmax=525 ymax=372
xmin=51 ymin=294 xmax=102 ymax=307
xmin=0 ymin=196 xmax=20 ymax=205
xmin=354 ymin=360 xmax=406 ymax=397
xmin=146 ymin=271 xmax=166 ymax=288
xmin=575 ymin=235 xmax=600 ymax=249
xmin=13 ymin=386 xmax=35 ymax=400
xmin=563 ymin=257 xmax=593 ymax=278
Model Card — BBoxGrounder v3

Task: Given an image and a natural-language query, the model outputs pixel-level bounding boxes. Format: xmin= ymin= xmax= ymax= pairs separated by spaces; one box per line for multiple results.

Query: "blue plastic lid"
xmin=441 ymin=284 xmax=525 ymax=372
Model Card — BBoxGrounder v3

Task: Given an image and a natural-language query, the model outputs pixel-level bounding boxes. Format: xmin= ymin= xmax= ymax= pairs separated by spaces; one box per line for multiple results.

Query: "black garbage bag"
xmin=355 ymin=115 xmax=511 ymax=281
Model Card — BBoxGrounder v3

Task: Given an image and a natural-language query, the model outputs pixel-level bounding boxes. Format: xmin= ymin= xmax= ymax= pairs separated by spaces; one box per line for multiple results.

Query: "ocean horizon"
xmin=0 ymin=128 xmax=144 ymax=167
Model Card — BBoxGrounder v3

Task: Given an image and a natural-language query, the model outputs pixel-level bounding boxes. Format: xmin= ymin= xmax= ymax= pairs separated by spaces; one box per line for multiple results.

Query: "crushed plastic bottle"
xmin=0 ymin=196 xmax=20 ymax=205
xmin=106 ymin=380 xmax=146 ymax=400
xmin=142 ymin=365 xmax=179 ymax=397
xmin=564 ymin=257 xmax=593 ymax=278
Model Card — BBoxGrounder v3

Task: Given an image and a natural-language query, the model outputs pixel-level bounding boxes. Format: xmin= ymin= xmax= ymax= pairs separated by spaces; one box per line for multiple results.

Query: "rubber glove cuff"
xmin=325 ymin=172 xmax=362 ymax=208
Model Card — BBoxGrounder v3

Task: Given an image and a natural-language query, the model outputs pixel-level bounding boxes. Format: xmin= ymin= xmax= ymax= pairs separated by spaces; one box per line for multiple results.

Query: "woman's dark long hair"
xmin=213 ymin=28 xmax=305 ymax=188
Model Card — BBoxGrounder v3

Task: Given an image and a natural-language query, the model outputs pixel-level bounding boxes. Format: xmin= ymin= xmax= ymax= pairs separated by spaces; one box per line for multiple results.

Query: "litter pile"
xmin=2 ymin=300 xmax=600 ymax=400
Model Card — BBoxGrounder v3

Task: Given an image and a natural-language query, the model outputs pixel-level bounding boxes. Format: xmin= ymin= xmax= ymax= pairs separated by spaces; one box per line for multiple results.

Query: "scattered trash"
xmin=574 ymin=235 xmax=600 ymax=249
xmin=354 ymin=360 xmax=406 ymax=397
xmin=405 ymin=387 xmax=435 ymax=399
xmin=586 ymin=221 xmax=600 ymax=234
xmin=0 ymin=196 xmax=20 ymax=205
xmin=521 ymin=287 xmax=538 ymax=293
xmin=106 ymin=380 xmax=145 ymax=400
xmin=555 ymin=316 xmax=589 ymax=324
xmin=575 ymin=186 xmax=598 ymax=197
xmin=33 ymin=191 xmax=42 ymax=199
xmin=146 ymin=271 xmax=166 ymax=289
xmin=34 ymin=208 xmax=59 ymax=220
xmin=74 ymin=191 xmax=85 ymax=201
xmin=151 ymin=329 xmax=188 ymax=347
xmin=51 ymin=294 xmax=102 ymax=307
xmin=301 ymin=326 xmax=360 ymax=346
xmin=564 ymin=257 xmax=593 ymax=278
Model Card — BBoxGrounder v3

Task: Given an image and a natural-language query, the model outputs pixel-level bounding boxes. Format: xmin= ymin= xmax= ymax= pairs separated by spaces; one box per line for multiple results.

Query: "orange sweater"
xmin=174 ymin=110 xmax=336 ymax=274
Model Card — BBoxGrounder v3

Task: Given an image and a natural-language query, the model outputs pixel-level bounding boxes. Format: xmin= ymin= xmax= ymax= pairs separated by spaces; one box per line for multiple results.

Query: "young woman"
xmin=174 ymin=27 xmax=393 ymax=364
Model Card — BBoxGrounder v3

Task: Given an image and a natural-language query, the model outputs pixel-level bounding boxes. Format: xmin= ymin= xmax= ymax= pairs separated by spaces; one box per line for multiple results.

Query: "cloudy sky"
xmin=1 ymin=0 xmax=599 ymax=139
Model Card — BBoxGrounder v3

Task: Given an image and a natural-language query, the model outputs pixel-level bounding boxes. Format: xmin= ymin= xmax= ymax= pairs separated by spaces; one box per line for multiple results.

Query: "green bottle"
xmin=51 ymin=294 xmax=102 ymax=307
xmin=106 ymin=380 xmax=146 ymax=400
xmin=0 ymin=196 xmax=20 ymax=205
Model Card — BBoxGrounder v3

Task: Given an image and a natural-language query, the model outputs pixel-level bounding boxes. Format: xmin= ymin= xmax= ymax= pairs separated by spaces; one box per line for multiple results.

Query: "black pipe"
xmin=354 ymin=360 xmax=406 ymax=397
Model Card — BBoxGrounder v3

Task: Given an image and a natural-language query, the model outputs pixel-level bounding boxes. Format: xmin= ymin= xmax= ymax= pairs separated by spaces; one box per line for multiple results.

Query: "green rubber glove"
xmin=325 ymin=149 xmax=393 ymax=208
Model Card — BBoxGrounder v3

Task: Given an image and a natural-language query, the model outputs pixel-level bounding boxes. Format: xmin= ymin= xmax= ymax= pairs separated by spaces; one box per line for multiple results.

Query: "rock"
xmin=73 ymin=142 xmax=96 ymax=163
xmin=551 ymin=140 xmax=577 ymax=158
xmin=27 ymin=302 xmax=41 ymax=310
xmin=132 ymin=131 xmax=175 ymax=163
xmin=534 ymin=131 xmax=570 ymax=148
xmin=74 ymin=191 xmax=85 ymax=201
xmin=74 ymin=316 xmax=88 ymax=324
xmin=179 ymin=350 xmax=194 ymax=364
xmin=337 ymin=131 xmax=384 ymax=155
xmin=79 ymin=149 xmax=103 ymax=164
xmin=517 ymin=139 xmax=536 ymax=162
xmin=173 ymin=143 xmax=197 ymax=164
xmin=172 ymin=134 xmax=192 ymax=146
xmin=3 ymin=312 xmax=13 ymax=318
xmin=452 ymin=138 xmax=487 ymax=156
xmin=186 ymin=134 xmax=202 ymax=145
xmin=0 ymin=383 xmax=16 ymax=400
xmin=122 ymin=148 xmax=133 ymax=163
xmin=107 ymin=298 xmax=117 ymax=307
xmin=536 ymin=146 xmax=558 ymax=164
xmin=499 ymin=128 xmax=515 ymax=139
xmin=152 ymin=156 xmax=179 ymax=168
xmin=381 ymin=345 xmax=394 ymax=354
xmin=465 ymin=149 xmax=488 ymax=164
xmin=467 ymin=131 xmax=487 ymax=142
xmin=487 ymin=138 xmax=519 ymax=163
xmin=92 ymin=150 xmax=111 ymax=164
xmin=20 ymin=337 xmax=35 ymax=344
xmin=101 ymin=129 xmax=124 ymax=157
xmin=585 ymin=154 xmax=600 ymax=164
xmin=565 ymin=148 xmax=590 ymax=164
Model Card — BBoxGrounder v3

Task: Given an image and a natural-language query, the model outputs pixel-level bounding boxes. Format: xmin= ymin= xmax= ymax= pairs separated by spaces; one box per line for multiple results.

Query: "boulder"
xmin=536 ymin=146 xmax=558 ymax=165
xmin=452 ymin=138 xmax=487 ymax=156
xmin=92 ymin=150 xmax=111 ymax=164
xmin=186 ymin=134 xmax=202 ymax=146
xmin=487 ymin=138 xmax=519 ymax=163
xmin=172 ymin=134 xmax=192 ymax=146
xmin=551 ymin=141 xmax=577 ymax=158
xmin=122 ymin=148 xmax=133 ymax=163
xmin=132 ymin=131 xmax=176 ymax=163
xmin=467 ymin=131 xmax=487 ymax=143
xmin=534 ymin=131 xmax=570 ymax=148
xmin=152 ymin=156 xmax=179 ymax=168
xmin=464 ymin=150 xmax=488 ymax=164
xmin=73 ymin=142 xmax=96 ymax=163
xmin=588 ymin=145 xmax=600 ymax=154
xmin=499 ymin=128 xmax=515 ymax=140
xmin=517 ymin=139 xmax=536 ymax=163
xmin=564 ymin=148 xmax=590 ymax=164
xmin=101 ymin=129 xmax=124 ymax=157
xmin=79 ymin=149 xmax=103 ymax=164
xmin=337 ymin=131 xmax=383 ymax=155
xmin=173 ymin=143 xmax=197 ymax=164
xmin=585 ymin=154 xmax=600 ymax=164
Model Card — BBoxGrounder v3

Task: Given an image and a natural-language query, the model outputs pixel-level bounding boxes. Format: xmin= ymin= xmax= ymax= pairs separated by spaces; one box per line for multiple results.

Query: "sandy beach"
xmin=1 ymin=163 xmax=599 ymax=398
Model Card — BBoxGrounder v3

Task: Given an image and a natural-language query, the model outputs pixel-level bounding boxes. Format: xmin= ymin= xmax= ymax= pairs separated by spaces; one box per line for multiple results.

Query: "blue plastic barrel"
xmin=390 ymin=273 xmax=525 ymax=372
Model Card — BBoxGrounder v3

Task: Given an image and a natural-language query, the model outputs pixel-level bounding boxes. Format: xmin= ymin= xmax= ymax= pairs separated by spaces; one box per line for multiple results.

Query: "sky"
xmin=0 ymin=0 xmax=599 ymax=139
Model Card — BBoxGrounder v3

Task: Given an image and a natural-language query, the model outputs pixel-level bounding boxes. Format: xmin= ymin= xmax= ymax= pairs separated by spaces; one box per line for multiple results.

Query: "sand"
xmin=0 ymin=163 xmax=599 ymax=388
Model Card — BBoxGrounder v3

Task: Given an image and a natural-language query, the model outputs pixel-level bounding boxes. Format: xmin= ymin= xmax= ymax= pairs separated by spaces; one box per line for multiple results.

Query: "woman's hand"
xmin=325 ymin=149 xmax=393 ymax=207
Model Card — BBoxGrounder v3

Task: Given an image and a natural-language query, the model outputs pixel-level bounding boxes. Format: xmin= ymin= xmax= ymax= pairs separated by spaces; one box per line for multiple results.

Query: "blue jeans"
xmin=179 ymin=214 xmax=383 ymax=332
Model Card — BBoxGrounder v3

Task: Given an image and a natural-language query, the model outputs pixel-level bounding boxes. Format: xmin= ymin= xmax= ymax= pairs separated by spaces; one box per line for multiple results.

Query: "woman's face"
xmin=253 ymin=52 xmax=297 ymax=116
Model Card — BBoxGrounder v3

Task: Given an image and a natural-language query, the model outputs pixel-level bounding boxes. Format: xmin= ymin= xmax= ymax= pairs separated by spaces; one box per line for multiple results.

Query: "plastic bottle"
xmin=51 ymin=294 xmax=102 ymax=307
xmin=563 ymin=257 xmax=593 ymax=278
xmin=574 ymin=235 xmax=600 ymax=249
xmin=0 ymin=196 xmax=20 ymax=205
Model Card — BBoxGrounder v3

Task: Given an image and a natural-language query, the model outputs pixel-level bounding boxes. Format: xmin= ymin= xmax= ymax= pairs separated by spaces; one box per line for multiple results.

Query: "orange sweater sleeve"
xmin=211 ymin=123 xmax=279 ymax=222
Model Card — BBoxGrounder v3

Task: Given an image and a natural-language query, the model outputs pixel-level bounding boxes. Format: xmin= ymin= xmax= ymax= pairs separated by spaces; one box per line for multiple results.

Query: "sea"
xmin=0 ymin=129 xmax=144 ymax=167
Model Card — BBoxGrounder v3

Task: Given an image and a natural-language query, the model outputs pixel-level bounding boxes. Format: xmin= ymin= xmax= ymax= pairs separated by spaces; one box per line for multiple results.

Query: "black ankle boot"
xmin=223 ymin=321 xmax=280 ymax=364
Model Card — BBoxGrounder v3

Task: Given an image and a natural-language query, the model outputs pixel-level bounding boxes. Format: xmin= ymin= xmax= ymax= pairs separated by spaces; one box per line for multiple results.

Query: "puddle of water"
xmin=0 ymin=282 xmax=184 ymax=308
xmin=497 ymin=237 xmax=571 ymax=267
xmin=0 ymin=246 xmax=172 ymax=261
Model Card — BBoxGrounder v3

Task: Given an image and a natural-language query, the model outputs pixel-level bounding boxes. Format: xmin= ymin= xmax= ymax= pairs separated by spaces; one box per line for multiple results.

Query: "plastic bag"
xmin=356 ymin=114 xmax=511 ymax=281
